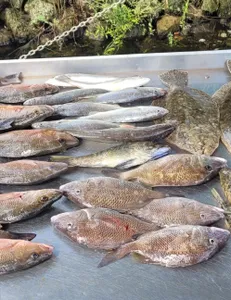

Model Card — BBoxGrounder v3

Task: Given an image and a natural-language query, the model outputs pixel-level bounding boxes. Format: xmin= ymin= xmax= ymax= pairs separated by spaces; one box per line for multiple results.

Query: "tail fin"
xmin=0 ymin=118 xmax=15 ymax=131
xmin=159 ymin=70 xmax=188 ymax=88
xmin=227 ymin=60 xmax=231 ymax=74
xmin=50 ymin=155 xmax=76 ymax=167
xmin=101 ymin=169 xmax=122 ymax=179
xmin=1 ymin=72 xmax=22 ymax=85
xmin=98 ymin=243 xmax=133 ymax=268
xmin=4 ymin=231 xmax=36 ymax=241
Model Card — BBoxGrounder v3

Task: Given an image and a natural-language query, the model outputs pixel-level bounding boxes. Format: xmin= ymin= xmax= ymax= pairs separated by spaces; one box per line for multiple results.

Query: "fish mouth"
xmin=151 ymin=146 xmax=171 ymax=160
xmin=211 ymin=227 xmax=230 ymax=249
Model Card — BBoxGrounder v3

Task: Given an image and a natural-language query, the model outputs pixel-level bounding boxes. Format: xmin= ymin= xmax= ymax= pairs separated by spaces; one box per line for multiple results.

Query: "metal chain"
xmin=19 ymin=0 xmax=125 ymax=59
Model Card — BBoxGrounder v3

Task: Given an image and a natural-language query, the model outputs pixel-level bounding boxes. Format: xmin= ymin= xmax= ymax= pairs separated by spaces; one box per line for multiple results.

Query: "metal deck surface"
xmin=1 ymin=50 xmax=231 ymax=300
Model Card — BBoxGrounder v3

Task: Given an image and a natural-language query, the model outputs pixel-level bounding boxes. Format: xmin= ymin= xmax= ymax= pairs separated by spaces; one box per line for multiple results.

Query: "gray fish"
xmin=98 ymin=225 xmax=230 ymax=268
xmin=64 ymin=123 xmax=176 ymax=142
xmin=23 ymin=88 xmax=108 ymax=106
xmin=83 ymin=106 xmax=169 ymax=123
xmin=0 ymin=84 xmax=59 ymax=104
xmin=50 ymin=142 xmax=171 ymax=169
xmin=51 ymin=208 xmax=160 ymax=250
xmin=85 ymin=87 xmax=167 ymax=104
xmin=53 ymin=102 xmax=120 ymax=117
xmin=0 ymin=160 xmax=68 ymax=185
xmin=156 ymin=69 xmax=220 ymax=155
xmin=0 ymin=230 xmax=36 ymax=241
xmin=0 ymin=72 xmax=22 ymax=86
xmin=130 ymin=197 xmax=225 ymax=226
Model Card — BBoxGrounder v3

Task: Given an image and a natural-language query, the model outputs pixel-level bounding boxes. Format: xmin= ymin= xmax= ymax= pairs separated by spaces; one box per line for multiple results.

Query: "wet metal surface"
xmin=0 ymin=51 xmax=231 ymax=300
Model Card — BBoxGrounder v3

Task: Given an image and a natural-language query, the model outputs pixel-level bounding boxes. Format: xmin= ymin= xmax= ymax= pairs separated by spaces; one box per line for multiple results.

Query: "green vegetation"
xmin=180 ymin=0 xmax=190 ymax=29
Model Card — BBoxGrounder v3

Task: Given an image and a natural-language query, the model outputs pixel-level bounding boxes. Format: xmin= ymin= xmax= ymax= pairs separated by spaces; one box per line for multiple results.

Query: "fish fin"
xmin=8 ymin=231 xmax=36 ymax=241
xmin=227 ymin=60 xmax=231 ymax=74
xmin=159 ymin=69 xmax=188 ymax=88
xmin=119 ymin=124 xmax=135 ymax=129
xmin=98 ymin=244 xmax=131 ymax=268
xmin=131 ymin=233 xmax=142 ymax=240
xmin=0 ymin=118 xmax=15 ymax=131
xmin=101 ymin=168 xmax=122 ymax=179
xmin=115 ymin=159 xmax=136 ymax=170
xmin=50 ymin=155 xmax=76 ymax=167
xmin=1 ymin=72 xmax=22 ymax=85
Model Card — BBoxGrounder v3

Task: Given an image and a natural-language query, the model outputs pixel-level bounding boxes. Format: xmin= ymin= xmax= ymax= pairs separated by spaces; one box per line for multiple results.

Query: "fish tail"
xmin=50 ymin=155 xmax=77 ymax=167
xmin=101 ymin=169 xmax=133 ymax=181
xmin=159 ymin=69 xmax=188 ymax=88
xmin=98 ymin=243 xmax=134 ymax=268
xmin=8 ymin=231 xmax=36 ymax=241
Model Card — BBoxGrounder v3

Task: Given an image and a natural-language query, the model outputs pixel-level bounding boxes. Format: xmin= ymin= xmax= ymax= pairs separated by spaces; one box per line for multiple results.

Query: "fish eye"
xmin=31 ymin=252 xmax=39 ymax=260
xmin=205 ymin=164 xmax=213 ymax=171
xmin=75 ymin=190 xmax=80 ymax=194
xmin=58 ymin=138 xmax=66 ymax=144
xmin=200 ymin=213 xmax=205 ymax=218
xmin=41 ymin=196 xmax=49 ymax=202
xmin=67 ymin=223 xmax=72 ymax=230
xmin=209 ymin=238 xmax=215 ymax=244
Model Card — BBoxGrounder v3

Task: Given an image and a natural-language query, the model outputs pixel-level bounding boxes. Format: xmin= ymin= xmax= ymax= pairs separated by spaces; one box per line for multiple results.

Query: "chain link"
xmin=19 ymin=0 xmax=125 ymax=59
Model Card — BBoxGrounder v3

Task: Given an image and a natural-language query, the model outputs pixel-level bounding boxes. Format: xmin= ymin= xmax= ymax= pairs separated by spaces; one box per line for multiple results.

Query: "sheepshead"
xmin=23 ymin=88 xmax=108 ymax=106
xmin=156 ymin=69 xmax=220 ymax=155
xmin=0 ymin=105 xmax=54 ymax=129
xmin=0 ymin=84 xmax=59 ymax=104
xmin=83 ymin=106 xmax=168 ymax=123
xmin=0 ymin=189 xmax=62 ymax=223
xmin=86 ymin=87 xmax=167 ymax=104
xmin=60 ymin=177 xmax=166 ymax=210
xmin=219 ymin=168 xmax=231 ymax=204
xmin=63 ymin=123 xmax=176 ymax=142
xmin=50 ymin=142 xmax=171 ymax=169
xmin=31 ymin=119 xmax=121 ymax=134
xmin=98 ymin=225 xmax=230 ymax=268
xmin=0 ymin=230 xmax=36 ymax=240
xmin=46 ymin=74 xmax=150 ymax=91
xmin=0 ymin=129 xmax=79 ymax=158
xmin=53 ymin=102 xmax=120 ymax=117
xmin=0 ymin=239 xmax=53 ymax=275
xmin=130 ymin=197 xmax=225 ymax=226
xmin=0 ymin=72 xmax=22 ymax=86
xmin=105 ymin=154 xmax=227 ymax=187
xmin=51 ymin=208 xmax=160 ymax=250
xmin=0 ymin=160 xmax=68 ymax=185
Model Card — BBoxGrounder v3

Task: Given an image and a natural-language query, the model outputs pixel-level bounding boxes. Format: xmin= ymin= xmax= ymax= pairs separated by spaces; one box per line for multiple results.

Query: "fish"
xmin=129 ymin=197 xmax=225 ymax=226
xmin=31 ymin=119 xmax=124 ymax=134
xmin=46 ymin=74 xmax=150 ymax=91
xmin=84 ymin=87 xmax=167 ymax=104
xmin=104 ymin=154 xmax=227 ymax=187
xmin=0 ymin=230 xmax=36 ymax=241
xmin=227 ymin=59 xmax=231 ymax=74
xmin=23 ymin=88 xmax=108 ymax=106
xmin=51 ymin=208 xmax=160 ymax=250
xmin=155 ymin=69 xmax=220 ymax=155
xmin=0 ymin=118 xmax=15 ymax=131
xmin=50 ymin=142 xmax=171 ymax=169
xmin=53 ymin=102 xmax=120 ymax=117
xmin=0 ymin=72 xmax=22 ymax=86
xmin=60 ymin=177 xmax=166 ymax=211
xmin=98 ymin=225 xmax=230 ymax=268
xmin=62 ymin=123 xmax=176 ymax=141
xmin=83 ymin=106 xmax=169 ymax=123
xmin=0 ymin=105 xmax=54 ymax=129
xmin=0 ymin=189 xmax=62 ymax=223
xmin=219 ymin=168 xmax=231 ymax=204
xmin=0 ymin=239 xmax=53 ymax=275
xmin=0 ymin=129 xmax=79 ymax=158
xmin=0 ymin=84 xmax=59 ymax=104
xmin=0 ymin=160 xmax=68 ymax=185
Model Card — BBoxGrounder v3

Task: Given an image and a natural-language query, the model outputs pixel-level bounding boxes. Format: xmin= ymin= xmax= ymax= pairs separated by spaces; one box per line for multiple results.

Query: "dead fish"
xmin=53 ymin=102 xmax=120 ymax=117
xmin=85 ymin=87 xmax=167 ymax=104
xmin=104 ymin=154 xmax=227 ymax=187
xmin=130 ymin=197 xmax=225 ymax=226
xmin=0 ymin=189 xmax=62 ymax=223
xmin=0 ymin=160 xmax=68 ymax=185
xmin=51 ymin=208 xmax=160 ymax=250
xmin=31 ymin=119 xmax=124 ymax=134
xmin=156 ymin=69 xmax=220 ymax=155
xmin=219 ymin=168 xmax=231 ymax=204
xmin=46 ymin=74 xmax=150 ymax=91
xmin=0 ymin=239 xmax=53 ymax=275
xmin=227 ymin=59 xmax=231 ymax=74
xmin=98 ymin=225 xmax=230 ymax=268
xmin=0 ymin=230 xmax=36 ymax=241
xmin=0 ymin=129 xmax=79 ymax=158
xmin=50 ymin=142 xmax=171 ymax=169
xmin=83 ymin=106 xmax=169 ymax=123
xmin=0 ymin=72 xmax=22 ymax=86
xmin=0 ymin=118 xmax=15 ymax=131
xmin=23 ymin=88 xmax=108 ymax=106
xmin=60 ymin=177 xmax=166 ymax=211
xmin=0 ymin=84 xmax=59 ymax=104
xmin=64 ymin=123 xmax=176 ymax=141
xmin=0 ymin=105 xmax=54 ymax=129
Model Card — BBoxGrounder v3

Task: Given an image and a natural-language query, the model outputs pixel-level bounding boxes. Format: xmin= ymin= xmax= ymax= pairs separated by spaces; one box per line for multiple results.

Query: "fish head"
xmin=199 ymin=156 xmax=227 ymax=182
xmin=14 ymin=240 xmax=53 ymax=268
xmin=47 ymin=162 xmax=68 ymax=173
xmin=54 ymin=131 xmax=79 ymax=148
xmin=60 ymin=180 xmax=87 ymax=206
xmin=207 ymin=227 xmax=230 ymax=251
xmin=35 ymin=105 xmax=54 ymax=118
xmin=153 ymin=88 xmax=167 ymax=99
xmin=45 ymin=84 xmax=60 ymax=94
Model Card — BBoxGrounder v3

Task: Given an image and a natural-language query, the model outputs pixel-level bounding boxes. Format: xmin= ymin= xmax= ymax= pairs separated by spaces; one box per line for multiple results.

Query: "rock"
xmin=125 ymin=25 xmax=147 ymax=39
xmin=10 ymin=0 xmax=24 ymax=9
xmin=219 ymin=0 xmax=231 ymax=18
xmin=167 ymin=0 xmax=185 ymax=13
xmin=53 ymin=7 xmax=79 ymax=35
xmin=201 ymin=0 xmax=218 ymax=14
xmin=25 ymin=0 xmax=55 ymax=24
xmin=202 ymin=0 xmax=231 ymax=17
xmin=0 ymin=28 xmax=13 ymax=46
xmin=220 ymin=32 xmax=227 ymax=38
xmin=157 ymin=15 xmax=181 ymax=37
xmin=199 ymin=38 xmax=206 ymax=42
xmin=135 ymin=0 xmax=162 ymax=18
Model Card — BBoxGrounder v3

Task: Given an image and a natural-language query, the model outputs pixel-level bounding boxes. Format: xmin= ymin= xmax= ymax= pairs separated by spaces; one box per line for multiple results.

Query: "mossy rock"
xmin=134 ymin=0 xmax=163 ymax=18
xmin=202 ymin=0 xmax=231 ymax=17
xmin=0 ymin=28 xmax=13 ymax=46
xmin=157 ymin=15 xmax=181 ymax=36
xmin=10 ymin=0 xmax=24 ymax=9
xmin=166 ymin=0 xmax=186 ymax=13
xmin=25 ymin=0 xmax=55 ymax=24
xmin=52 ymin=7 xmax=78 ymax=35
